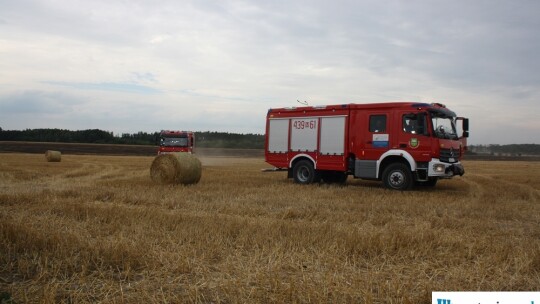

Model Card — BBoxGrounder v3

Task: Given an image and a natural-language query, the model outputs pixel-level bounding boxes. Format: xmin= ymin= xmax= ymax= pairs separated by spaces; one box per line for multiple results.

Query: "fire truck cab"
xmin=157 ymin=130 xmax=194 ymax=154
xmin=264 ymin=102 xmax=469 ymax=190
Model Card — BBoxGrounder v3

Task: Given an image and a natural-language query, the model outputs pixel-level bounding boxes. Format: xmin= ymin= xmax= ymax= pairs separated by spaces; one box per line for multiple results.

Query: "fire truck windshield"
xmin=431 ymin=116 xmax=458 ymax=140
xmin=160 ymin=137 xmax=188 ymax=147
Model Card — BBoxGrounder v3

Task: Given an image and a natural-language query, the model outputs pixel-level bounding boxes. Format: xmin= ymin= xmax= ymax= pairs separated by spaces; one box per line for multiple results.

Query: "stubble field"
xmin=1 ymin=153 xmax=539 ymax=303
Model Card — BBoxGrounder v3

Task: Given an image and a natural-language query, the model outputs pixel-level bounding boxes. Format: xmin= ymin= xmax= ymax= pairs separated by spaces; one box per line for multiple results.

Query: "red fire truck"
xmin=264 ymin=102 xmax=469 ymax=190
xmin=157 ymin=130 xmax=195 ymax=154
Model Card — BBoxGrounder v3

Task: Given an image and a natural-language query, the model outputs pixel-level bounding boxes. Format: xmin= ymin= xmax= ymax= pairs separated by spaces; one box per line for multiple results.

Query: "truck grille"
xmin=440 ymin=148 xmax=460 ymax=163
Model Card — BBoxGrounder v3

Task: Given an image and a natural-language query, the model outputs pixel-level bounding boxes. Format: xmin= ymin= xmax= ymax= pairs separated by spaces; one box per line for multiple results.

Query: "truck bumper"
xmin=428 ymin=159 xmax=464 ymax=178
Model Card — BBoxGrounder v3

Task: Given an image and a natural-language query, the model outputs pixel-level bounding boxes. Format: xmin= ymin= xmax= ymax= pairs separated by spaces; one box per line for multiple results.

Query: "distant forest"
xmin=468 ymin=144 xmax=540 ymax=156
xmin=0 ymin=128 xmax=264 ymax=149
xmin=1 ymin=128 xmax=538 ymax=153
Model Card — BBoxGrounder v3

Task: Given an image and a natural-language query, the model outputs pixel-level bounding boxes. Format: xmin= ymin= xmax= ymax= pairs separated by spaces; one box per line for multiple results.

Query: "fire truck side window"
xmin=369 ymin=115 xmax=386 ymax=133
xmin=402 ymin=114 xmax=418 ymax=134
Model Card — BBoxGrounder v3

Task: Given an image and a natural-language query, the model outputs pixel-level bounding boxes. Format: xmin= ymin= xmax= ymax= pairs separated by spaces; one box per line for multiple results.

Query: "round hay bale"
xmin=45 ymin=150 xmax=61 ymax=162
xmin=150 ymin=153 xmax=202 ymax=185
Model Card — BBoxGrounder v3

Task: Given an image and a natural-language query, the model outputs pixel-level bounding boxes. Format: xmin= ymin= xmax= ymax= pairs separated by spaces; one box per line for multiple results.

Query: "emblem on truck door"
xmin=409 ymin=138 xmax=419 ymax=148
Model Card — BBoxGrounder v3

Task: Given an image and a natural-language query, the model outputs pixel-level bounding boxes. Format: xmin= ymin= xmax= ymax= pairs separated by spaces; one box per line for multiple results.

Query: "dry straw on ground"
xmin=44 ymin=150 xmax=61 ymax=162
xmin=1 ymin=154 xmax=539 ymax=303
xmin=150 ymin=152 xmax=202 ymax=184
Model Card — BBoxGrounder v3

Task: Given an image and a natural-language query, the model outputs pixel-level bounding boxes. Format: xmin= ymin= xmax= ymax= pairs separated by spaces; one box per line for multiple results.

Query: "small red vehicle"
xmin=157 ymin=130 xmax=195 ymax=154
xmin=264 ymin=102 xmax=469 ymax=190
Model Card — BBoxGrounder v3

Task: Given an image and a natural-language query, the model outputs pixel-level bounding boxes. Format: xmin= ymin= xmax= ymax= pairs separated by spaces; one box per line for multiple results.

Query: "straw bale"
xmin=150 ymin=153 xmax=202 ymax=184
xmin=45 ymin=150 xmax=61 ymax=162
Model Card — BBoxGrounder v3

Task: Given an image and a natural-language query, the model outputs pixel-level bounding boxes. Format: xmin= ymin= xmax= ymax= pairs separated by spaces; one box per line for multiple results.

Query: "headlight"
xmin=433 ymin=164 xmax=445 ymax=173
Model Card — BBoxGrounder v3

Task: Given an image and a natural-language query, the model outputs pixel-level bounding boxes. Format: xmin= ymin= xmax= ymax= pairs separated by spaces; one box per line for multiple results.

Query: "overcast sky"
xmin=1 ymin=0 xmax=539 ymax=144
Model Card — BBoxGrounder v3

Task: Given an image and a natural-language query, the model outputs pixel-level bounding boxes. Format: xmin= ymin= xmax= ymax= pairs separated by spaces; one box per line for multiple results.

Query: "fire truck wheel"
xmin=382 ymin=163 xmax=413 ymax=190
xmin=293 ymin=160 xmax=320 ymax=184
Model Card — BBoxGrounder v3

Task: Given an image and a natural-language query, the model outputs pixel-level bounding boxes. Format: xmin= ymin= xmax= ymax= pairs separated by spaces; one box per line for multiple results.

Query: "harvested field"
xmin=0 ymin=153 xmax=539 ymax=303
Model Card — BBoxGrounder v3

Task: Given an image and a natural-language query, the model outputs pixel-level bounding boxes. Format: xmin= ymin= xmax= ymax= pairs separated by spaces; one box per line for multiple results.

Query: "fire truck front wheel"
xmin=382 ymin=163 xmax=413 ymax=190
xmin=293 ymin=160 xmax=321 ymax=184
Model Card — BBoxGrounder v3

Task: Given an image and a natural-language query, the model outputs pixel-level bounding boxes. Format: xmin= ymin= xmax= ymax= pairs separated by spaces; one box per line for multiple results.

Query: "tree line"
xmin=468 ymin=144 xmax=540 ymax=156
xmin=1 ymin=128 xmax=537 ymax=153
xmin=0 ymin=128 xmax=265 ymax=149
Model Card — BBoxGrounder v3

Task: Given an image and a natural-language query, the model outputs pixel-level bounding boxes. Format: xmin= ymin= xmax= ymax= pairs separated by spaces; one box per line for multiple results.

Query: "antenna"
xmin=297 ymin=99 xmax=308 ymax=106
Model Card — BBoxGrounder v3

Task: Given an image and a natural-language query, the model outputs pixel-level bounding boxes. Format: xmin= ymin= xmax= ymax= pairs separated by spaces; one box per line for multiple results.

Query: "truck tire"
xmin=293 ymin=160 xmax=320 ymax=184
xmin=382 ymin=163 xmax=413 ymax=190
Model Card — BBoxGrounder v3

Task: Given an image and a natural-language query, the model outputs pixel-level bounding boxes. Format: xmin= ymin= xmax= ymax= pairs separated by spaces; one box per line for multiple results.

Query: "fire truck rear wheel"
xmin=293 ymin=160 xmax=320 ymax=184
xmin=382 ymin=163 xmax=413 ymax=190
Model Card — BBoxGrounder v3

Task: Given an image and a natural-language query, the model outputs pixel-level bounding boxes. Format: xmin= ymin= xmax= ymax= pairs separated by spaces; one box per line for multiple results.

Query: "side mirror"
xmin=456 ymin=117 xmax=469 ymax=138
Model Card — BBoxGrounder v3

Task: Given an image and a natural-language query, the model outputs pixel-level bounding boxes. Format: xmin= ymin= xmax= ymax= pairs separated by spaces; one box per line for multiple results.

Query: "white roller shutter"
xmin=268 ymin=119 xmax=289 ymax=153
xmin=320 ymin=116 xmax=345 ymax=155
xmin=290 ymin=118 xmax=318 ymax=152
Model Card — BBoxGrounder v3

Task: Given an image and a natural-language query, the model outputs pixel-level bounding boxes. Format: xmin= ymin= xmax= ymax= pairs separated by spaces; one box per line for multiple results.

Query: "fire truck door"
xmin=397 ymin=111 xmax=431 ymax=162
xmin=363 ymin=113 xmax=391 ymax=159
xmin=355 ymin=112 xmax=391 ymax=178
